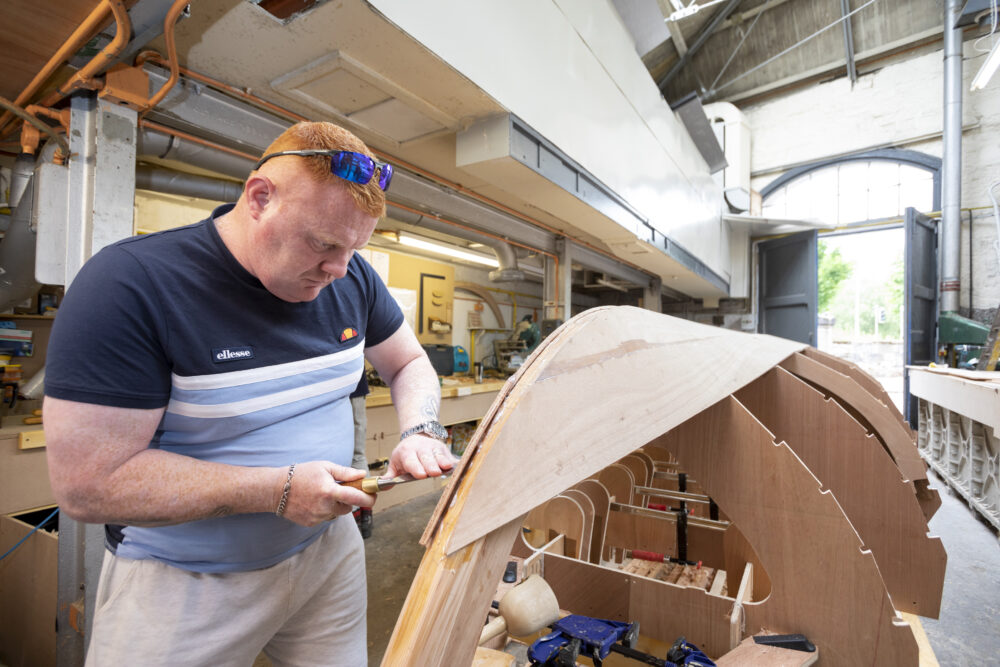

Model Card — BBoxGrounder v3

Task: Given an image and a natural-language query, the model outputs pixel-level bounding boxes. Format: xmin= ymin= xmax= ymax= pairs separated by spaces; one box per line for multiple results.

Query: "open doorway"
xmin=817 ymin=228 xmax=905 ymax=411
xmin=758 ymin=149 xmax=940 ymax=413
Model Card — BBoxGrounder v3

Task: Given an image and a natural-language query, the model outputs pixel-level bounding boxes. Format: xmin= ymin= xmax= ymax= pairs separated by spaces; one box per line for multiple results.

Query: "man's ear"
xmin=244 ymin=174 xmax=274 ymax=219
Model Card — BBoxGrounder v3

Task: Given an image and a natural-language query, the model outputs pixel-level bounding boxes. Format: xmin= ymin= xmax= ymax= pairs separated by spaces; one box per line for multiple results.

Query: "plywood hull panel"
xmin=384 ymin=307 xmax=940 ymax=666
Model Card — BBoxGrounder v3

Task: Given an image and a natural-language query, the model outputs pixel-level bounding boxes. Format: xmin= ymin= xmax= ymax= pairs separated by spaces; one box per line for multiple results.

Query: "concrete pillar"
xmin=644 ymin=276 xmax=663 ymax=312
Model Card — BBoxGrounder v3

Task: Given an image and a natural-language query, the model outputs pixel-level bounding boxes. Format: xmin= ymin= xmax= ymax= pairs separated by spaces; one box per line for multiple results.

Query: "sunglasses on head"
xmin=252 ymin=149 xmax=394 ymax=191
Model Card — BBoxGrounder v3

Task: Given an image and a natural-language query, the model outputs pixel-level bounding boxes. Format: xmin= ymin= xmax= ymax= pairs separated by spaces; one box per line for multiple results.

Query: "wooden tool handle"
xmin=342 ymin=477 xmax=381 ymax=494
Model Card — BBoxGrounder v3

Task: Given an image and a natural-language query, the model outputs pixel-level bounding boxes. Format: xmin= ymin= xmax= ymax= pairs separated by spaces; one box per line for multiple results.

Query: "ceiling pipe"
xmin=941 ymin=0 xmax=963 ymax=313
xmin=137 ymin=126 xmax=256 ymax=181
xmin=388 ymin=205 xmax=526 ymax=282
xmin=0 ymin=144 xmax=58 ymax=311
xmin=135 ymin=165 xmax=244 ymax=202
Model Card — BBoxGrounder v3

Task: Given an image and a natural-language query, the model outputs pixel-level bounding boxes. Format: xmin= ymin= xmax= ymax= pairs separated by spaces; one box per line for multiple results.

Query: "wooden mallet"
xmin=478 ymin=574 xmax=561 ymax=645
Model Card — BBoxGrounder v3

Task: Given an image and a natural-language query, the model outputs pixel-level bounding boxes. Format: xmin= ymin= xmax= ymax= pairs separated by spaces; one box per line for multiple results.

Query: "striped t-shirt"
xmin=45 ymin=204 xmax=403 ymax=572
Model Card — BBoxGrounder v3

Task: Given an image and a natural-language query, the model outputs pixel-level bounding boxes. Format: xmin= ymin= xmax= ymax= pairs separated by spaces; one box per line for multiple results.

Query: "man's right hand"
xmin=276 ymin=461 xmax=375 ymax=526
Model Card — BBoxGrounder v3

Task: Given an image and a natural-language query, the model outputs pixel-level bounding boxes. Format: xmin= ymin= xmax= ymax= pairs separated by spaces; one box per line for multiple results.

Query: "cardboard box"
xmin=0 ymin=425 xmax=57 ymax=667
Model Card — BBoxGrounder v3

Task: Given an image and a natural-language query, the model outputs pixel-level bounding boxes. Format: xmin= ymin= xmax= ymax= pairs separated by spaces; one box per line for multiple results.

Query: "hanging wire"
xmin=708 ymin=8 xmax=766 ymax=94
xmin=713 ymin=0 xmax=879 ymax=96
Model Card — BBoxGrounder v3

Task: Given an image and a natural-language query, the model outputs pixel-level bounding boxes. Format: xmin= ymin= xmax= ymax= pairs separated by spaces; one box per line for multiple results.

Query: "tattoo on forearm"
xmin=420 ymin=394 xmax=440 ymax=420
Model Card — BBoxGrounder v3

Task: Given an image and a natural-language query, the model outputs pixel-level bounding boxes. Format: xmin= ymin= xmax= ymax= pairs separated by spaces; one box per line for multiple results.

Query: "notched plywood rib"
xmin=779 ymin=352 xmax=925 ymax=481
xmin=445 ymin=307 xmax=804 ymax=555
xmin=734 ymin=367 xmax=946 ymax=618
xmin=654 ymin=396 xmax=918 ymax=665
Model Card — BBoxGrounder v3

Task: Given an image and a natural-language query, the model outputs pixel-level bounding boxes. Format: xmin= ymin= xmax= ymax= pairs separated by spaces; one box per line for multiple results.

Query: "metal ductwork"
xmin=0 ymin=151 xmax=43 ymax=311
xmin=135 ymin=166 xmax=244 ymax=202
xmin=388 ymin=205 xmax=525 ymax=282
xmin=941 ymin=0 xmax=963 ymax=314
xmin=481 ymin=237 xmax=525 ymax=283
xmin=138 ymin=128 xmax=255 ymax=181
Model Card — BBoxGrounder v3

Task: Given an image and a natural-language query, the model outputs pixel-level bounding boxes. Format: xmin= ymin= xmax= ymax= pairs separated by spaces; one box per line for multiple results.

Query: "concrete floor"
xmin=363 ymin=473 xmax=1000 ymax=666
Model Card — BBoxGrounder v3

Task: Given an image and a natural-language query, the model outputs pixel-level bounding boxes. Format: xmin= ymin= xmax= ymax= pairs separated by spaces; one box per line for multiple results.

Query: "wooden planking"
xmin=908 ymin=367 xmax=1000 ymax=436
xmin=0 ymin=513 xmax=58 ymax=667
xmin=541 ymin=496 xmax=585 ymax=560
xmin=433 ymin=307 xmax=803 ymax=554
xmin=899 ymin=612 xmax=942 ymax=667
xmin=543 ymin=552 xmax=739 ymax=659
xmin=618 ymin=454 xmax=652 ymax=505
xmin=722 ymin=524 xmax=770 ymax=603
xmin=472 ymin=647 xmax=516 ymax=667
xmin=598 ymin=464 xmax=635 ymax=506
xmin=654 ymin=396 xmax=918 ymax=665
xmin=735 ymin=367 xmax=946 ymax=617
xmin=559 ymin=490 xmax=594 ymax=562
xmin=384 ymin=518 xmax=523 ymax=666
xmin=715 ymin=635 xmax=819 ymax=666
xmin=1 ymin=429 xmax=55 ymax=515
xmin=602 ymin=505 xmax=726 ymax=570
xmin=572 ymin=479 xmax=610 ymax=564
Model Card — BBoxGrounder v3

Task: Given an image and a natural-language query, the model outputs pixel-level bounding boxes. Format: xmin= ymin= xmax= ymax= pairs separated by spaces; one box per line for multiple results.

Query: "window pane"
xmin=869 ymin=183 xmax=900 ymax=220
xmin=785 ymin=177 xmax=811 ymax=220
xmin=762 ymin=159 xmax=935 ymax=225
xmin=839 ymin=190 xmax=868 ymax=224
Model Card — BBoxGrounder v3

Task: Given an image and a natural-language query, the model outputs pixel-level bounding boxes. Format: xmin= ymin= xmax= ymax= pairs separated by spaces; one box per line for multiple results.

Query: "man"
xmin=44 ymin=121 xmax=455 ymax=665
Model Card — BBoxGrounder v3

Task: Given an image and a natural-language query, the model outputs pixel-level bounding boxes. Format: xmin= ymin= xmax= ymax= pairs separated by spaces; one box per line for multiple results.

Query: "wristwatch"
xmin=400 ymin=420 xmax=448 ymax=442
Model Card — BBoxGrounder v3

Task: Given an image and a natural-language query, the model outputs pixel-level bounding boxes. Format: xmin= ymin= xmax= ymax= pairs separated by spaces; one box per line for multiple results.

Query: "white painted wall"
xmin=743 ymin=41 xmax=1000 ymax=317
xmin=369 ymin=0 xmax=727 ymax=281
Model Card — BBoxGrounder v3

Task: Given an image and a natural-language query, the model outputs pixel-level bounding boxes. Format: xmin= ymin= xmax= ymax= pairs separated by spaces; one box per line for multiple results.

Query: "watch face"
xmin=428 ymin=421 xmax=448 ymax=439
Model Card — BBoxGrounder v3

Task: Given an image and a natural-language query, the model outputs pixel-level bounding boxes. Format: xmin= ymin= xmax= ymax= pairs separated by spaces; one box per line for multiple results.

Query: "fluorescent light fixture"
xmin=396 ymin=232 xmax=499 ymax=267
xmin=971 ymin=39 xmax=1000 ymax=91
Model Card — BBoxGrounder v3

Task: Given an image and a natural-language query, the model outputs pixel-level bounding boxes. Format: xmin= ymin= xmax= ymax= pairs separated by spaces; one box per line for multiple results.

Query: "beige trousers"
xmin=85 ymin=515 xmax=367 ymax=666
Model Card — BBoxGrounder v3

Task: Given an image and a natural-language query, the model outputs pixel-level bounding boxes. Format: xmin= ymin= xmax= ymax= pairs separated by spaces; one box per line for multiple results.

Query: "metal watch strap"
xmin=400 ymin=420 xmax=447 ymax=441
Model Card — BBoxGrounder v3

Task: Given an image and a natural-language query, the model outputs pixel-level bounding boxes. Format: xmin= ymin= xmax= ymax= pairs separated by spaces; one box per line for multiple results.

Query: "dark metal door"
xmin=904 ymin=207 xmax=938 ymax=428
xmin=757 ymin=230 xmax=818 ymax=345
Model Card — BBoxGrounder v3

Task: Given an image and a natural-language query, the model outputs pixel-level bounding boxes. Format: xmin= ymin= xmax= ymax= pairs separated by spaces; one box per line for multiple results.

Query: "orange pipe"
xmin=0 ymin=0 xmax=113 ymax=135
xmin=139 ymin=0 xmax=190 ymax=114
xmin=387 ymin=201 xmax=560 ymax=302
xmin=138 ymin=119 xmax=260 ymax=162
xmin=54 ymin=0 xmax=131 ymax=98
xmin=138 ymin=52 xmax=308 ymax=124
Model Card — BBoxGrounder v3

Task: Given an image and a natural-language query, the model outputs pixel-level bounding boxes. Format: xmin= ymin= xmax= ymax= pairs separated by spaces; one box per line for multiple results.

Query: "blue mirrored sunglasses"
xmin=252 ymin=149 xmax=394 ymax=191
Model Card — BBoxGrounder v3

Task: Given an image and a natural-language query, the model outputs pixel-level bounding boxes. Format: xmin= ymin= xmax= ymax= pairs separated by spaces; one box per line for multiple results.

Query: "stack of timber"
xmin=384 ymin=307 xmax=945 ymax=665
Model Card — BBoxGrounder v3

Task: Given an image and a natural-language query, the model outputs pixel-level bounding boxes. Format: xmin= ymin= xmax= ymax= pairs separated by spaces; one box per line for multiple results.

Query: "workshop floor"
xmin=362 ymin=474 xmax=1000 ymax=667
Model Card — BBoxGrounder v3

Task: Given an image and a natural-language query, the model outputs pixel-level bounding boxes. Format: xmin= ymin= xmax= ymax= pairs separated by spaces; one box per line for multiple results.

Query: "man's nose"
xmin=320 ymin=253 xmax=350 ymax=279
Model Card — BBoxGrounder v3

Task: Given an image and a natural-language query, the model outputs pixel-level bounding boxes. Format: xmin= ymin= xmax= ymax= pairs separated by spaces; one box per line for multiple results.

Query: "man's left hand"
xmin=385 ymin=434 xmax=458 ymax=480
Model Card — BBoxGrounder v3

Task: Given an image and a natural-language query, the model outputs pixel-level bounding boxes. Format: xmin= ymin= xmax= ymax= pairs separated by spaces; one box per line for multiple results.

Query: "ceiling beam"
xmin=656 ymin=0 xmax=689 ymax=56
xmin=719 ymin=0 xmax=797 ymax=31
xmin=656 ymin=0 xmax=742 ymax=94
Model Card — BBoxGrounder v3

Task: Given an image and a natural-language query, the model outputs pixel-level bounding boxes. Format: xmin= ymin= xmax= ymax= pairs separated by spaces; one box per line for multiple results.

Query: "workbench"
xmin=908 ymin=365 xmax=1000 ymax=531
xmin=364 ymin=376 xmax=506 ymax=511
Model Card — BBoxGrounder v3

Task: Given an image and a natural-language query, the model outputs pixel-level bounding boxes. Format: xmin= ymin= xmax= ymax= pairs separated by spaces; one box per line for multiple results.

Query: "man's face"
xmin=248 ymin=174 xmax=379 ymax=303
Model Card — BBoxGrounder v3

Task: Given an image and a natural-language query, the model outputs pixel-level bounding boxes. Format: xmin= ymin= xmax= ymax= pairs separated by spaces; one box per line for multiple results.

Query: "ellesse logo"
xmin=339 ymin=327 xmax=358 ymax=342
xmin=212 ymin=346 xmax=254 ymax=363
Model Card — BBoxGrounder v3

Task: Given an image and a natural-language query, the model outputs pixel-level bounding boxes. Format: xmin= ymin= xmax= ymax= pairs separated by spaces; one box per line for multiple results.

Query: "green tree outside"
xmin=818 ymin=240 xmax=852 ymax=313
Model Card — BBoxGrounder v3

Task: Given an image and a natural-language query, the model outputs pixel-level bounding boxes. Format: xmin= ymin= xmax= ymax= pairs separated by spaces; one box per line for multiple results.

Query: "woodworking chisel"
xmin=341 ymin=473 xmax=448 ymax=494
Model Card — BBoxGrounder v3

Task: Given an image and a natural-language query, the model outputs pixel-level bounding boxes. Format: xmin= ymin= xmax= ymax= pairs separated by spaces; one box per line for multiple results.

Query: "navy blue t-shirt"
xmin=46 ymin=204 xmax=403 ymax=572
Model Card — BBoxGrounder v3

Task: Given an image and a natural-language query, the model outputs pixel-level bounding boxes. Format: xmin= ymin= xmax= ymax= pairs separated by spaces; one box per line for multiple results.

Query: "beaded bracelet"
xmin=275 ymin=463 xmax=296 ymax=517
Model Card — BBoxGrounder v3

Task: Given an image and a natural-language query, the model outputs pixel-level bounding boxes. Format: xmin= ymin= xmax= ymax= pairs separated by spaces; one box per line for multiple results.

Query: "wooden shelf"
xmin=0 ymin=314 xmax=55 ymax=320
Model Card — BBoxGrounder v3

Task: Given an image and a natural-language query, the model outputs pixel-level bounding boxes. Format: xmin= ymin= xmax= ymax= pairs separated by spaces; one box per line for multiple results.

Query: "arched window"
xmin=760 ymin=149 xmax=940 ymax=225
